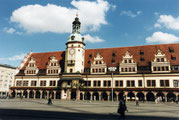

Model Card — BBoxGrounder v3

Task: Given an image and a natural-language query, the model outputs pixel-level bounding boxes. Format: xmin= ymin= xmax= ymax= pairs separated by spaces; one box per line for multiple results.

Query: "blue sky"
xmin=0 ymin=0 xmax=179 ymax=67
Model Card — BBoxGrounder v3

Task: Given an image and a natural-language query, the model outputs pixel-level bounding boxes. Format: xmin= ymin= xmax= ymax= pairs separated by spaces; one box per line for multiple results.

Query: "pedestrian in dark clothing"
xmin=117 ymin=99 xmax=127 ymax=117
xmin=48 ymin=95 xmax=52 ymax=105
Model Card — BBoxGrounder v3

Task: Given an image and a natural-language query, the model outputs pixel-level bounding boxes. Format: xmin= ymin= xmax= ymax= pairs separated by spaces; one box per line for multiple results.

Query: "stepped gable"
xmin=84 ymin=43 xmax=179 ymax=68
xmin=22 ymin=51 xmax=64 ymax=70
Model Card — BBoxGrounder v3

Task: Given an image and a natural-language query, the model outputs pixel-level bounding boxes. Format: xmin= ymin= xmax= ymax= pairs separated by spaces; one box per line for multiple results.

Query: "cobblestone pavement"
xmin=0 ymin=99 xmax=178 ymax=120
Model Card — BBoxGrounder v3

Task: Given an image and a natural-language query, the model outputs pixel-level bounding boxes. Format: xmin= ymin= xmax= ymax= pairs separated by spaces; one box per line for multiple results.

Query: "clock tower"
xmin=65 ymin=15 xmax=85 ymax=73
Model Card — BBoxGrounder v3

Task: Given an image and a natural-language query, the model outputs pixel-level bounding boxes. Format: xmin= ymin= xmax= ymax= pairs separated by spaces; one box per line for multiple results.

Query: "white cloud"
xmin=154 ymin=23 xmax=161 ymax=28
xmin=120 ymin=10 xmax=142 ymax=18
xmin=0 ymin=53 xmax=26 ymax=61
xmin=154 ymin=12 xmax=159 ymax=16
xmin=4 ymin=27 xmax=16 ymax=34
xmin=154 ymin=15 xmax=179 ymax=30
xmin=10 ymin=0 xmax=112 ymax=34
xmin=84 ymin=34 xmax=104 ymax=43
xmin=146 ymin=31 xmax=179 ymax=43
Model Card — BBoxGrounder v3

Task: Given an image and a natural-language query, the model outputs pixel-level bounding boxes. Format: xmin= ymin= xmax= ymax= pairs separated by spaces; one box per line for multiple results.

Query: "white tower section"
xmin=65 ymin=15 xmax=85 ymax=73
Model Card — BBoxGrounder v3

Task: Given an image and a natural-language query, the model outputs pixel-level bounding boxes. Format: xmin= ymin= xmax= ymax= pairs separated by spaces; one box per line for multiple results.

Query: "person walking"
xmin=48 ymin=94 xmax=52 ymax=105
xmin=117 ymin=99 xmax=127 ymax=118
xmin=136 ymin=97 xmax=139 ymax=106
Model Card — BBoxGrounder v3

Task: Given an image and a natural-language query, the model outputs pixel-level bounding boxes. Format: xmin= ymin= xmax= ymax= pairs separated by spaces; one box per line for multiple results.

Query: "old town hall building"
xmin=11 ymin=16 xmax=179 ymax=102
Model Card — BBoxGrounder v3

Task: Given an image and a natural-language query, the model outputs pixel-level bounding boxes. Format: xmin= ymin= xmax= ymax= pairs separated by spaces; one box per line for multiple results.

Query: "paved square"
xmin=0 ymin=99 xmax=178 ymax=120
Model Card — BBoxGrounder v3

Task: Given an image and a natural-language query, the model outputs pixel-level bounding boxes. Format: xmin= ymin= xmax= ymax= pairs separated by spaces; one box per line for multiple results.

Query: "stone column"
xmin=33 ymin=90 xmax=36 ymax=99
xmin=90 ymin=91 xmax=93 ymax=101
xmin=21 ymin=90 xmax=24 ymax=98
xmin=98 ymin=92 xmax=102 ymax=101
xmin=47 ymin=91 xmax=49 ymax=99
xmin=81 ymin=92 xmax=85 ymax=100
xmin=123 ymin=91 xmax=128 ymax=101
xmin=115 ymin=92 xmax=119 ymax=101
xmin=106 ymin=91 xmax=110 ymax=101
xmin=27 ymin=90 xmax=30 ymax=99
xmin=67 ymin=89 xmax=71 ymax=100
xmin=143 ymin=91 xmax=147 ymax=101
xmin=76 ymin=89 xmax=80 ymax=101
xmin=134 ymin=91 xmax=138 ymax=100
xmin=15 ymin=90 xmax=17 ymax=98
xmin=40 ymin=90 xmax=43 ymax=99
xmin=53 ymin=91 xmax=56 ymax=99
xmin=163 ymin=92 xmax=168 ymax=102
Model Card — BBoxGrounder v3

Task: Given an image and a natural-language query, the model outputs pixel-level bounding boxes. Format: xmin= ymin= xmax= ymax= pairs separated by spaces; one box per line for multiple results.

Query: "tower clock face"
xmin=69 ymin=48 xmax=75 ymax=55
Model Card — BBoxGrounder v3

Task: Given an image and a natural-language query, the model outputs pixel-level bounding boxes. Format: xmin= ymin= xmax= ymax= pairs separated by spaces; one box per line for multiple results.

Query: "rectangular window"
xmin=93 ymin=81 xmax=97 ymax=87
xmin=115 ymin=81 xmax=119 ymax=87
xmin=152 ymin=80 xmax=156 ymax=87
xmin=40 ymin=81 xmax=46 ymax=86
xmin=174 ymin=80 xmax=178 ymax=87
xmin=23 ymin=81 xmax=28 ymax=86
xmin=84 ymin=81 xmax=87 ymax=86
xmin=98 ymin=81 xmax=101 ymax=87
xmin=138 ymin=80 xmax=142 ymax=87
xmin=147 ymin=80 xmax=151 ymax=87
xmin=108 ymin=81 xmax=111 ymax=87
xmin=166 ymin=66 xmax=169 ymax=71
xmin=131 ymin=81 xmax=135 ymax=87
xmin=125 ymin=68 xmax=127 ymax=72
xmin=158 ymin=67 xmax=160 ymax=71
xmin=127 ymin=81 xmax=130 ymax=87
xmin=120 ymin=81 xmax=123 ymax=87
xmin=160 ymin=80 xmax=164 ymax=87
xmin=154 ymin=67 xmax=156 ymax=71
xmin=165 ymin=80 xmax=169 ymax=87
xmin=133 ymin=68 xmax=135 ymax=72
xmin=104 ymin=81 xmax=107 ymax=87
xmin=87 ymin=81 xmax=91 ymax=87
xmin=50 ymin=81 xmax=56 ymax=86
xmin=31 ymin=81 xmax=37 ymax=86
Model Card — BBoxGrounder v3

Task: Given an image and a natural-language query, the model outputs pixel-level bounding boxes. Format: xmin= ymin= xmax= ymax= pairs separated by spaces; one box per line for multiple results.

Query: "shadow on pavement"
xmin=0 ymin=109 xmax=178 ymax=120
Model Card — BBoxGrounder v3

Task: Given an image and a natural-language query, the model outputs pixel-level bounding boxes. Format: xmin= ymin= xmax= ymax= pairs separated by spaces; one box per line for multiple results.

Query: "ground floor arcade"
xmin=11 ymin=88 xmax=179 ymax=102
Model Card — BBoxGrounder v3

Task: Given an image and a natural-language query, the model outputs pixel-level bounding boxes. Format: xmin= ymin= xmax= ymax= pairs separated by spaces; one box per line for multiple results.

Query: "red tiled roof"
xmin=22 ymin=51 xmax=65 ymax=70
xmin=22 ymin=43 xmax=179 ymax=71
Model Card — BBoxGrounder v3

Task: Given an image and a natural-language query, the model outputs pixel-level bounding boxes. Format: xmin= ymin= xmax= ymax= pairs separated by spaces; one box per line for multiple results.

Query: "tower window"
xmin=70 ymin=69 xmax=73 ymax=73
xmin=112 ymin=59 xmax=115 ymax=63
xmin=71 ymin=36 xmax=75 ymax=40
xmin=88 ymin=61 xmax=91 ymax=64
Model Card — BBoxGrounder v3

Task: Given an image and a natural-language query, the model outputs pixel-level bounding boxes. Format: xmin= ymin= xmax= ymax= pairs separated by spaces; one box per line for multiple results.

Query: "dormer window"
xmin=157 ymin=58 xmax=160 ymax=62
xmin=140 ymin=50 xmax=144 ymax=55
xmin=119 ymin=50 xmax=137 ymax=74
xmin=89 ymin=54 xmax=92 ymax=58
xmin=46 ymin=56 xmax=61 ymax=75
xmin=25 ymin=57 xmax=38 ymax=75
xmin=112 ymin=53 xmax=116 ymax=57
xmin=169 ymin=47 xmax=174 ymax=53
xmin=151 ymin=49 xmax=170 ymax=73
xmin=90 ymin=53 xmax=107 ymax=74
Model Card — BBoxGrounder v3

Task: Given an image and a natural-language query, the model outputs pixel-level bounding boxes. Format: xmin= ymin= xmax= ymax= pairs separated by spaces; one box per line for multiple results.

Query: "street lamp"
xmin=108 ymin=67 xmax=117 ymax=103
